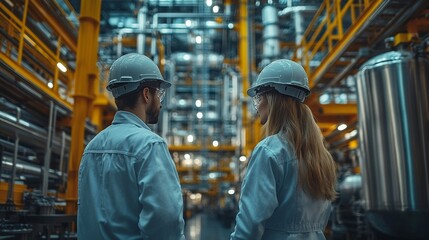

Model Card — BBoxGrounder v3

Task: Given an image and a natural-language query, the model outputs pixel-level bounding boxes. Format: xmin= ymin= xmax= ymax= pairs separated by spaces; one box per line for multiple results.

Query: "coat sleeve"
xmin=230 ymin=144 xmax=284 ymax=240
xmin=136 ymin=141 xmax=185 ymax=240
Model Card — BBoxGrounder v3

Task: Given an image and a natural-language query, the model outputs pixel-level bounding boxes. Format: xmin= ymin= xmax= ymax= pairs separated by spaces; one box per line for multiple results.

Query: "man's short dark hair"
xmin=115 ymin=85 xmax=156 ymax=110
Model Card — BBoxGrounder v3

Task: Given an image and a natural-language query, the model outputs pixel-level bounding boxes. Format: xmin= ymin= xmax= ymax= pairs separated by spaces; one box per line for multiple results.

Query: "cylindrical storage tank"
xmin=356 ymin=51 xmax=429 ymax=239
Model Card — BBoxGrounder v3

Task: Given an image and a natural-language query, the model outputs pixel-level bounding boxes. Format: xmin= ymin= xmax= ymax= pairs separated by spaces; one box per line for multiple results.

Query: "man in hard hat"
xmin=77 ymin=53 xmax=185 ymax=239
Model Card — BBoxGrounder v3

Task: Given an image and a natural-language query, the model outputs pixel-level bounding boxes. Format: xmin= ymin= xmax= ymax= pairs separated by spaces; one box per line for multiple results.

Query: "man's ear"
xmin=141 ymin=87 xmax=150 ymax=103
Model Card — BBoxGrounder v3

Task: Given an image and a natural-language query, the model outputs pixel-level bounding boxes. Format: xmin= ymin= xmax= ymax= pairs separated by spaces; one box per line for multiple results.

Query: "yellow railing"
xmin=292 ymin=0 xmax=380 ymax=87
xmin=0 ymin=0 xmax=76 ymax=110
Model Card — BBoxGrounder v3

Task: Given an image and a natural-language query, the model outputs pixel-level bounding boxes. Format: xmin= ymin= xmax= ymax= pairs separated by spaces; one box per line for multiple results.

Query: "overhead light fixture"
xmin=228 ymin=189 xmax=235 ymax=195
xmin=5 ymin=0 xmax=13 ymax=7
xmin=47 ymin=82 xmax=54 ymax=89
xmin=206 ymin=0 xmax=213 ymax=7
xmin=57 ymin=62 xmax=67 ymax=73
xmin=212 ymin=140 xmax=219 ymax=147
xmin=195 ymin=99 xmax=202 ymax=107
xmin=239 ymin=156 xmax=247 ymax=162
xmin=185 ymin=19 xmax=192 ymax=27
xmin=197 ymin=112 xmax=203 ymax=119
xmin=212 ymin=5 xmax=219 ymax=13
xmin=337 ymin=123 xmax=347 ymax=131
xmin=187 ymin=134 xmax=194 ymax=143
xmin=195 ymin=36 xmax=202 ymax=44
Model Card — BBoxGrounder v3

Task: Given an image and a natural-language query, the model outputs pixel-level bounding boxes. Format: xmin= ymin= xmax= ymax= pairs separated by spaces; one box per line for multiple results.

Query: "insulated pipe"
xmin=278 ymin=6 xmax=318 ymax=60
xmin=1 ymin=160 xmax=63 ymax=181
xmin=42 ymin=101 xmax=56 ymax=195
xmin=137 ymin=6 xmax=148 ymax=54
xmin=261 ymin=5 xmax=280 ymax=66
xmin=7 ymin=108 xmax=20 ymax=203
xmin=161 ymin=61 xmax=175 ymax=140
xmin=117 ymin=33 xmax=123 ymax=57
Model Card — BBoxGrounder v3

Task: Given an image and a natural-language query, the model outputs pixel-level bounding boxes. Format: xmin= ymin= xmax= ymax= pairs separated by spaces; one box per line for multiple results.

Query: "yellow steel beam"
xmin=317 ymin=122 xmax=337 ymax=130
xmin=66 ymin=0 xmax=101 ymax=215
xmin=0 ymin=52 xmax=73 ymax=110
xmin=17 ymin=0 xmax=29 ymax=64
xmin=30 ymin=0 xmax=77 ymax=52
xmin=309 ymin=0 xmax=385 ymax=87
xmin=239 ymin=0 xmax=254 ymax=156
xmin=316 ymin=103 xmax=357 ymax=115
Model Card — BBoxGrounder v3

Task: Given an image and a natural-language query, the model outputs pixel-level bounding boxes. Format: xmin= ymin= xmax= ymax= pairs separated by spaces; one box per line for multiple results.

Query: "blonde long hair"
xmin=263 ymin=92 xmax=337 ymax=200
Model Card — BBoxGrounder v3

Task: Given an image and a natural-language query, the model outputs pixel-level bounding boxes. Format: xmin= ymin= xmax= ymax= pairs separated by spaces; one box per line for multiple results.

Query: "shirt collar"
xmin=112 ymin=111 xmax=151 ymax=130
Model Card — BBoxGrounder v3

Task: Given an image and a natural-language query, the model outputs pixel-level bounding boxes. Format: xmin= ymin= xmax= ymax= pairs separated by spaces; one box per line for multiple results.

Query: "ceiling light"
xmin=239 ymin=156 xmax=247 ymax=162
xmin=5 ymin=0 xmax=13 ymax=7
xmin=187 ymin=134 xmax=194 ymax=143
xmin=185 ymin=20 xmax=192 ymax=27
xmin=212 ymin=140 xmax=219 ymax=147
xmin=195 ymin=99 xmax=202 ymax=107
xmin=206 ymin=0 xmax=213 ymax=7
xmin=197 ymin=112 xmax=203 ymax=119
xmin=195 ymin=36 xmax=202 ymax=44
xmin=337 ymin=123 xmax=347 ymax=131
xmin=228 ymin=189 xmax=235 ymax=195
xmin=48 ymin=82 xmax=54 ymax=89
xmin=212 ymin=5 xmax=219 ymax=13
xmin=57 ymin=62 xmax=67 ymax=73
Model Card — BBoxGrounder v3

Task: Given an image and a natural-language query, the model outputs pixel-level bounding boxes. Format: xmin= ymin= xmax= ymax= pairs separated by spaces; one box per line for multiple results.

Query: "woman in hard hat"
xmin=230 ymin=59 xmax=337 ymax=240
xmin=78 ymin=53 xmax=185 ymax=240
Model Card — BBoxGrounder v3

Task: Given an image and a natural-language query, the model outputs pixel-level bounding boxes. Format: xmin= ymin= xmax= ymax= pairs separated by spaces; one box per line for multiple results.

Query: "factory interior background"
xmin=0 ymin=0 xmax=428 ymax=239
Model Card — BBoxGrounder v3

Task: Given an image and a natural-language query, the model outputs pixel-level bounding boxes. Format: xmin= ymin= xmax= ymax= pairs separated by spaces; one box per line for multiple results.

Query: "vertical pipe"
xmin=117 ymin=32 xmax=123 ymax=57
xmin=59 ymin=131 xmax=67 ymax=185
xmin=223 ymin=73 xmax=229 ymax=122
xmin=294 ymin=10 xmax=304 ymax=60
xmin=162 ymin=62 xmax=174 ymax=140
xmin=0 ymin=145 xmax=3 ymax=177
xmin=261 ymin=4 xmax=280 ymax=66
xmin=137 ymin=6 xmax=148 ymax=55
xmin=151 ymin=14 xmax=159 ymax=58
xmin=43 ymin=101 xmax=56 ymax=195
xmin=66 ymin=0 xmax=101 ymax=215
xmin=8 ymin=108 xmax=20 ymax=203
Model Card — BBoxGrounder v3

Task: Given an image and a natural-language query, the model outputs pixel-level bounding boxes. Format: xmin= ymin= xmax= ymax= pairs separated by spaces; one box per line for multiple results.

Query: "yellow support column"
xmin=66 ymin=0 xmax=101 ymax=214
xmin=239 ymin=0 xmax=251 ymax=156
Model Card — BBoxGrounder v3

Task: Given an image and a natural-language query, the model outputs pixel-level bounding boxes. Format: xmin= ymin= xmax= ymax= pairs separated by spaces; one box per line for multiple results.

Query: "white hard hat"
xmin=106 ymin=53 xmax=171 ymax=98
xmin=247 ymin=59 xmax=310 ymax=102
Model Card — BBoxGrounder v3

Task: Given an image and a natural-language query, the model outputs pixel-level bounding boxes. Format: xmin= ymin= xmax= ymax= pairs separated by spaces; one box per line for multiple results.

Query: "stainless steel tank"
xmin=356 ymin=51 xmax=429 ymax=239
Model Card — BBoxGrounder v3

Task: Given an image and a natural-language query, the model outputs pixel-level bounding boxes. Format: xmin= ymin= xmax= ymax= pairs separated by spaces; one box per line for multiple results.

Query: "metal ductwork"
xmin=356 ymin=50 xmax=429 ymax=239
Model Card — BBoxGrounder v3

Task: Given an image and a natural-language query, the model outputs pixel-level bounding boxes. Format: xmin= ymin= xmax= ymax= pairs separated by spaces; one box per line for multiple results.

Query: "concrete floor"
xmin=185 ymin=212 xmax=234 ymax=240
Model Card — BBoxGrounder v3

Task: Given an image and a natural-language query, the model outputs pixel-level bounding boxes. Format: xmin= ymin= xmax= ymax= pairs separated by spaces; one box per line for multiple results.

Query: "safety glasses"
xmin=252 ymin=94 xmax=263 ymax=111
xmin=155 ymin=88 xmax=166 ymax=102
xmin=146 ymin=86 xmax=166 ymax=102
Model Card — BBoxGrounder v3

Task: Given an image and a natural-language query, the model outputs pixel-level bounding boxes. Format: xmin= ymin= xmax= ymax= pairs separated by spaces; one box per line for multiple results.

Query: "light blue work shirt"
xmin=78 ymin=111 xmax=185 ymax=240
xmin=231 ymin=133 xmax=332 ymax=240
